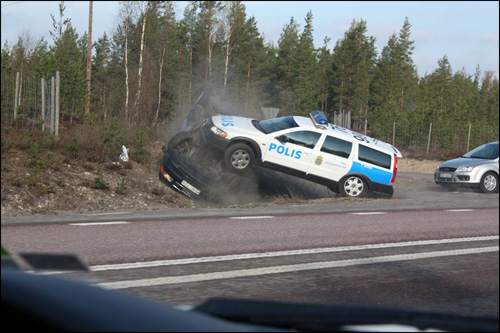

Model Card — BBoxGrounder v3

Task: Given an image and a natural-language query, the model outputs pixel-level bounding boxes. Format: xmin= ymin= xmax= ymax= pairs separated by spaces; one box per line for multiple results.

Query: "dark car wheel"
xmin=339 ymin=175 xmax=368 ymax=198
xmin=167 ymin=130 xmax=201 ymax=155
xmin=479 ymin=171 xmax=499 ymax=193
xmin=224 ymin=143 xmax=255 ymax=174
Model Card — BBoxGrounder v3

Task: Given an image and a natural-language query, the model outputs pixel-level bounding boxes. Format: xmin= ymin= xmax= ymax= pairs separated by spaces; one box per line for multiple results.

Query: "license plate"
xmin=181 ymin=180 xmax=201 ymax=195
xmin=440 ymin=173 xmax=452 ymax=178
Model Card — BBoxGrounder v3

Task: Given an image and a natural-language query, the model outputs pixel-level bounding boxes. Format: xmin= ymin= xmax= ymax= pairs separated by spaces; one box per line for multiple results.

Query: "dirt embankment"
xmin=0 ymin=144 xmax=440 ymax=219
xmin=397 ymin=158 xmax=438 ymax=173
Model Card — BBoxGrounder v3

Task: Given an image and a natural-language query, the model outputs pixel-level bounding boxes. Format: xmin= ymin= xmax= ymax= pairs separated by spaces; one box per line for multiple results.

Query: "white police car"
xmin=201 ymin=110 xmax=402 ymax=198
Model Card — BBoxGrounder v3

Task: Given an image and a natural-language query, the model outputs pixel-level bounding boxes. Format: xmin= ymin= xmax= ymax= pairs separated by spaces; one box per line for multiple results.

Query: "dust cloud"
xmin=160 ymin=89 xmax=332 ymax=205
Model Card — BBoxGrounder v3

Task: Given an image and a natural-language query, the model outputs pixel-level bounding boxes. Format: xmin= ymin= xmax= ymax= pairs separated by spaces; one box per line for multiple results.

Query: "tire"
xmin=167 ymin=130 xmax=201 ymax=154
xmin=339 ymin=175 xmax=368 ymax=198
xmin=479 ymin=171 xmax=499 ymax=193
xmin=224 ymin=143 xmax=255 ymax=174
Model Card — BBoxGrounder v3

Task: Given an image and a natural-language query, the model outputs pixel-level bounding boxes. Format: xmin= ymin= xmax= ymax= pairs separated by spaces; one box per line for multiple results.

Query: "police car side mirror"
xmin=276 ymin=135 xmax=289 ymax=144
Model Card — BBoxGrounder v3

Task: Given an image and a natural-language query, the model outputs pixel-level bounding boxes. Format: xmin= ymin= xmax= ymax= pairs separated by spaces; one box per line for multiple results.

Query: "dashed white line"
xmin=349 ymin=212 xmax=386 ymax=215
xmin=445 ymin=209 xmax=475 ymax=212
xmin=70 ymin=221 xmax=130 ymax=226
xmin=229 ymin=216 xmax=274 ymax=219
xmin=89 ymin=212 xmax=131 ymax=215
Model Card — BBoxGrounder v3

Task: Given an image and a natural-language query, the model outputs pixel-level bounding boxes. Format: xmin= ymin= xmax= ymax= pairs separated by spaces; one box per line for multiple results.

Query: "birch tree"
xmin=134 ymin=1 xmax=149 ymax=115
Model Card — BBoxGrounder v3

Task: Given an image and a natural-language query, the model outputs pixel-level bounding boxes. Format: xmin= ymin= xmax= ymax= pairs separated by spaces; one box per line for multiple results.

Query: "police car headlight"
xmin=457 ymin=166 xmax=474 ymax=172
xmin=211 ymin=126 xmax=228 ymax=138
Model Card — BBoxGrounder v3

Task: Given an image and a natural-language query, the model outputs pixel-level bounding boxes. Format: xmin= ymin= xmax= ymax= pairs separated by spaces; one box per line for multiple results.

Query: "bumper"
xmin=159 ymin=150 xmax=211 ymax=200
xmin=434 ymin=170 xmax=480 ymax=188
xmin=369 ymin=181 xmax=394 ymax=197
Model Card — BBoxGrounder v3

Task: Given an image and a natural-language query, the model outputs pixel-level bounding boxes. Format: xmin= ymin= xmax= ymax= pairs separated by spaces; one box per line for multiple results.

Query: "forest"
xmin=1 ymin=1 xmax=498 ymax=163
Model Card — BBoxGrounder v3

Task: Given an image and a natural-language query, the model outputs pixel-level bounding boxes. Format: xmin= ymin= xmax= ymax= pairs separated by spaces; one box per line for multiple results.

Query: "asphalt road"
xmin=2 ymin=172 xmax=499 ymax=318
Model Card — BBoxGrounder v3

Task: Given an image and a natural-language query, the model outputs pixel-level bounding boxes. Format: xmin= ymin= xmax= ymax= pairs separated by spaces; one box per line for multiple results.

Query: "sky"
xmin=1 ymin=1 xmax=499 ymax=78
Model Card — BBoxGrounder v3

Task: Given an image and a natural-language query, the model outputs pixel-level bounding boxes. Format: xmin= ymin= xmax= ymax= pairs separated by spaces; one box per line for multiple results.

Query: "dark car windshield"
xmin=462 ymin=142 xmax=499 ymax=159
xmin=254 ymin=116 xmax=299 ymax=134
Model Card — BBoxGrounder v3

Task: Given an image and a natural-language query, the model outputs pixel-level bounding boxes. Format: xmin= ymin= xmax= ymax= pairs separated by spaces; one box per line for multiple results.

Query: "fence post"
xmin=50 ymin=76 xmax=55 ymax=134
xmin=14 ymin=72 xmax=20 ymax=120
xmin=392 ymin=122 xmax=396 ymax=146
xmin=467 ymin=122 xmax=471 ymax=152
xmin=426 ymin=123 xmax=432 ymax=155
xmin=41 ymin=78 xmax=45 ymax=131
xmin=55 ymin=71 xmax=60 ymax=137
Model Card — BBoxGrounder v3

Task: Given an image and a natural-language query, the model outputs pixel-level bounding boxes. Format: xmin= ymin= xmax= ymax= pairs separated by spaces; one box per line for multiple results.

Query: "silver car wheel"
xmin=344 ymin=176 xmax=365 ymax=197
xmin=483 ymin=174 xmax=497 ymax=192
xmin=230 ymin=150 xmax=250 ymax=169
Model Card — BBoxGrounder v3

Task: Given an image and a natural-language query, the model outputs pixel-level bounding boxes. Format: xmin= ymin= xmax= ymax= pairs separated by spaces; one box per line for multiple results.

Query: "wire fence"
xmin=2 ymin=71 xmax=498 ymax=155
xmin=1 ymin=71 xmax=60 ymax=135
xmin=332 ymin=110 xmax=498 ymax=155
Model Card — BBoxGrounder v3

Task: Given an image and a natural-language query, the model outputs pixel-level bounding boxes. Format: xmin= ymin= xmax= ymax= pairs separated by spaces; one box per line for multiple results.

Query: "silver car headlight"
xmin=210 ymin=126 xmax=228 ymax=138
xmin=457 ymin=166 xmax=474 ymax=172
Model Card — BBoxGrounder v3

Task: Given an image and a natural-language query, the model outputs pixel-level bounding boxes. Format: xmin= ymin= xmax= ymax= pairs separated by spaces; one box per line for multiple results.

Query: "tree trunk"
xmin=224 ymin=28 xmax=231 ymax=94
xmin=134 ymin=1 xmax=148 ymax=116
xmin=155 ymin=47 xmax=165 ymax=124
xmin=85 ymin=1 xmax=93 ymax=115
xmin=124 ymin=5 xmax=130 ymax=119
xmin=245 ymin=56 xmax=251 ymax=112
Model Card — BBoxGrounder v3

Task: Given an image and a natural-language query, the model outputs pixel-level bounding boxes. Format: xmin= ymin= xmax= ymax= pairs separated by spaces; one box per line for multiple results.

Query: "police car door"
xmin=307 ymin=135 xmax=354 ymax=182
xmin=263 ymin=130 xmax=322 ymax=174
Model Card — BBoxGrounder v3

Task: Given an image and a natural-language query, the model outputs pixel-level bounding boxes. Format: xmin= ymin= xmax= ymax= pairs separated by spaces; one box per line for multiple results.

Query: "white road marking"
xmin=69 ymin=221 xmax=130 ymax=226
xmin=445 ymin=209 xmax=475 ymax=212
xmin=90 ymin=236 xmax=499 ymax=271
xmin=229 ymin=216 xmax=274 ymax=219
xmin=348 ymin=212 xmax=386 ymax=215
xmin=89 ymin=212 xmax=131 ymax=215
xmin=97 ymin=246 xmax=499 ymax=290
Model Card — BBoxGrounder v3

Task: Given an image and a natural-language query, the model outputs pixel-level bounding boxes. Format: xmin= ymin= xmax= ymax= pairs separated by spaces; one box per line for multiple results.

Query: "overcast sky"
xmin=1 ymin=1 xmax=498 ymax=78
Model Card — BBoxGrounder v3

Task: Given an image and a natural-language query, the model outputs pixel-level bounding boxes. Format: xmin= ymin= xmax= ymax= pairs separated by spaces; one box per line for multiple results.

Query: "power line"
xmin=1 ymin=1 xmax=26 ymax=8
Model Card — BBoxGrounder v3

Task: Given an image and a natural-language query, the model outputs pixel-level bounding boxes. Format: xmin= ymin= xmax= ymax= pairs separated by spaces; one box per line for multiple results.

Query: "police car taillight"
xmin=310 ymin=110 xmax=328 ymax=129
xmin=390 ymin=154 xmax=398 ymax=185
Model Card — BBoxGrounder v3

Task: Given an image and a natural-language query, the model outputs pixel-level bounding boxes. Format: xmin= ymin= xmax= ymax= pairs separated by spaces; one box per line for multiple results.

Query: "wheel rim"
xmin=484 ymin=174 xmax=497 ymax=192
xmin=344 ymin=177 xmax=364 ymax=197
xmin=231 ymin=150 xmax=250 ymax=169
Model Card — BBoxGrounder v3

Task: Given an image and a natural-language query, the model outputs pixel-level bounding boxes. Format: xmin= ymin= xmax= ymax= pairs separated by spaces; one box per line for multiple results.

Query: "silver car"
xmin=434 ymin=141 xmax=499 ymax=193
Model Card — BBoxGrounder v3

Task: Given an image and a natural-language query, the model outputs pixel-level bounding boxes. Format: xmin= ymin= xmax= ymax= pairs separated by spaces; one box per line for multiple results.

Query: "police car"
xmin=201 ymin=110 xmax=402 ymax=198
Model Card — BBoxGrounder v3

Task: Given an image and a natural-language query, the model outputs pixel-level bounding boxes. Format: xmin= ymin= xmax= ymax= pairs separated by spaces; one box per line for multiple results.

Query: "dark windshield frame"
xmin=253 ymin=116 xmax=299 ymax=134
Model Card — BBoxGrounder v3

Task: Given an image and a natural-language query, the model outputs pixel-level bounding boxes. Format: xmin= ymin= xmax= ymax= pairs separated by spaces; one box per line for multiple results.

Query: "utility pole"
xmin=85 ymin=1 xmax=93 ymax=115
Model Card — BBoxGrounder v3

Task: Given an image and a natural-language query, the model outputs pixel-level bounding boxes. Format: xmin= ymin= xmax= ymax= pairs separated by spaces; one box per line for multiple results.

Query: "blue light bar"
xmin=310 ymin=110 xmax=328 ymax=127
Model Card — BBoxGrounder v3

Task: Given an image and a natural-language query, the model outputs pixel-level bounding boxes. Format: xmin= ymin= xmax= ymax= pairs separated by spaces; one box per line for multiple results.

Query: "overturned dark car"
xmin=159 ymin=91 xmax=266 ymax=203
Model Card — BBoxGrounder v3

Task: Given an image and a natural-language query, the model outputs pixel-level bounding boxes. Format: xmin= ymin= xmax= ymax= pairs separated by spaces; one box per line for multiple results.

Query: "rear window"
xmin=358 ymin=145 xmax=391 ymax=169
xmin=321 ymin=136 xmax=352 ymax=159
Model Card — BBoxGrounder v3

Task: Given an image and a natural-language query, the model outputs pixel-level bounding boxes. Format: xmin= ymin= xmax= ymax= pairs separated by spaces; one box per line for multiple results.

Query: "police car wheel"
xmin=339 ymin=176 xmax=368 ymax=198
xmin=224 ymin=143 xmax=255 ymax=173
xmin=479 ymin=171 xmax=499 ymax=193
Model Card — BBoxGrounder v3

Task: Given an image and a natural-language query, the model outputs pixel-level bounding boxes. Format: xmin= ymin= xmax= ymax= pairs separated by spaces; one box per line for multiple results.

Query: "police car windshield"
xmin=255 ymin=116 xmax=299 ymax=134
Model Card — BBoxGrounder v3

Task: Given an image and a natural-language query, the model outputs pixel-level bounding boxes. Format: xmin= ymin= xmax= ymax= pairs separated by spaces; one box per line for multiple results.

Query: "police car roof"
xmin=292 ymin=115 xmax=402 ymax=156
